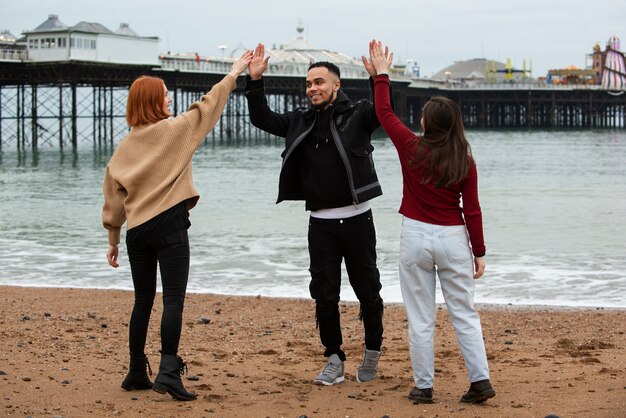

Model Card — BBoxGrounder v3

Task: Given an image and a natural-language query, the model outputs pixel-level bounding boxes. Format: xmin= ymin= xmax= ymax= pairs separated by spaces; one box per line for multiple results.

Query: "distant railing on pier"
xmin=8 ymin=51 xmax=619 ymax=93
xmin=159 ymin=57 xmax=234 ymax=74
xmin=0 ymin=49 xmax=27 ymax=61
xmin=158 ymin=55 xmax=625 ymax=92
xmin=158 ymin=55 xmax=385 ymax=79
xmin=442 ymin=81 xmax=613 ymax=91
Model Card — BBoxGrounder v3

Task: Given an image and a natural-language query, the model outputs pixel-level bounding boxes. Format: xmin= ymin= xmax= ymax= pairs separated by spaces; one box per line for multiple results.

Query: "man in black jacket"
xmin=245 ymin=43 xmax=385 ymax=385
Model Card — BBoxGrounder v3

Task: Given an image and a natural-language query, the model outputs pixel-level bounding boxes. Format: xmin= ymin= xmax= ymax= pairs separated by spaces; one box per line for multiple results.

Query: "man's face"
xmin=306 ymin=67 xmax=340 ymax=110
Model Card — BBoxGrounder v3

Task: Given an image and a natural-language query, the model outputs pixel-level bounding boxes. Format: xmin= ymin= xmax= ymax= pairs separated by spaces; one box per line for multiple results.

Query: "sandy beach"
xmin=0 ymin=285 xmax=624 ymax=417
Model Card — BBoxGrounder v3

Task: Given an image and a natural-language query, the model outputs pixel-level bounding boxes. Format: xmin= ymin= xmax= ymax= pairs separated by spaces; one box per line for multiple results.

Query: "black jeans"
xmin=308 ymin=209 xmax=384 ymax=361
xmin=126 ymin=228 xmax=190 ymax=356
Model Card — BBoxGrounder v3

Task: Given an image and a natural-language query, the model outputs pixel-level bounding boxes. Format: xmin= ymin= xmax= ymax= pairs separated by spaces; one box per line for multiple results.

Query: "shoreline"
xmin=2 ymin=282 xmax=624 ymax=311
xmin=1 ymin=285 xmax=624 ymax=417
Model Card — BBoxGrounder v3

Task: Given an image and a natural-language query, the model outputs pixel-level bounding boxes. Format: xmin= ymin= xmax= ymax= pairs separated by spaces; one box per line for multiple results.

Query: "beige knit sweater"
xmin=102 ymin=75 xmax=236 ymax=245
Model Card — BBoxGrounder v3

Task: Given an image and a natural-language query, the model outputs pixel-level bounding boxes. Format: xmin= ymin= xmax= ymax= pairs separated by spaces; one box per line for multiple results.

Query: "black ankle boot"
xmin=121 ymin=354 xmax=153 ymax=391
xmin=408 ymin=387 xmax=433 ymax=404
xmin=460 ymin=379 xmax=496 ymax=403
xmin=152 ymin=354 xmax=197 ymax=401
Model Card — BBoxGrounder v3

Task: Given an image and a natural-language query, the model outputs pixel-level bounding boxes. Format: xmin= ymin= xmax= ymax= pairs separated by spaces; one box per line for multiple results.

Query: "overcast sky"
xmin=4 ymin=0 xmax=625 ymax=77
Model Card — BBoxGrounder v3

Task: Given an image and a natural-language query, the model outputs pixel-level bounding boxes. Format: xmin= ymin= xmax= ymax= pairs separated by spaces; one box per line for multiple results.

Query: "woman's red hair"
xmin=126 ymin=76 xmax=171 ymax=127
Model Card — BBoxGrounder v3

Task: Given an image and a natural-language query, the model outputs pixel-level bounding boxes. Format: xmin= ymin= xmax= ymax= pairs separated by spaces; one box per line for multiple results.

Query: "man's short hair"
xmin=308 ymin=61 xmax=341 ymax=79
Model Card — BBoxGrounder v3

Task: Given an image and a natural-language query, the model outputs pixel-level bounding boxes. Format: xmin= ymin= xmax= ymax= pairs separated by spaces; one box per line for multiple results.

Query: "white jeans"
xmin=399 ymin=217 xmax=490 ymax=389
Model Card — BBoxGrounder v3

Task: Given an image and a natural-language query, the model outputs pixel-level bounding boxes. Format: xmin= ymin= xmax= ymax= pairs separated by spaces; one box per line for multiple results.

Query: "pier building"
xmin=0 ymin=30 xmax=26 ymax=61
xmin=22 ymin=14 xmax=158 ymax=65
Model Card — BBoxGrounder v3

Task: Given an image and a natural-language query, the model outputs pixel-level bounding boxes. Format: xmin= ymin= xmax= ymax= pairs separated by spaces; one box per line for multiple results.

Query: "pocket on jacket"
xmin=349 ymin=144 xmax=376 ymax=178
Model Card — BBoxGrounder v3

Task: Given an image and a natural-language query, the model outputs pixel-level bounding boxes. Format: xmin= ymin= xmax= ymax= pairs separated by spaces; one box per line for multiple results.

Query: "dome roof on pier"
xmin=0 ymin=30 xmax=18 ymax=43
xmin=263 ymin=23 xmax=362 ymax=67
xmin=268 ymin=36 xmax=361 ymax=66
xmin=432 ymin=58 xmax=507 ymax=81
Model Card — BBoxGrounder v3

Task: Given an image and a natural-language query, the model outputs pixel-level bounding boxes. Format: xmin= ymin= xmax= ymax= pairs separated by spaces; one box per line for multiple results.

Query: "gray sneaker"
xmin=314 ymin=354 xmax=345 ymax=386
xmin=357 ymin=348 xmax=381 ymax=382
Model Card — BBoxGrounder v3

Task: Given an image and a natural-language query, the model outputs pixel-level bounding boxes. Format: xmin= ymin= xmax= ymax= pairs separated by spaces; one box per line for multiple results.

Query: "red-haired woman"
xmin=363 ymin=40 xmax=495 ymax=405
xmin=102 ymin=51 xmax=252 ymax=401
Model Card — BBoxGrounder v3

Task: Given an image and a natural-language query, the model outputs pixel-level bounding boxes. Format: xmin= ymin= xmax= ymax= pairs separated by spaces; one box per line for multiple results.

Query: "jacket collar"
xmin=302 ymin=89 xmax=351 ymax=121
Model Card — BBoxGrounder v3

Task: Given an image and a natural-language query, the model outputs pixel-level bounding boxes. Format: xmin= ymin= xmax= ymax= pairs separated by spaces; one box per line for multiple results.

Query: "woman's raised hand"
xmin=229 ymin=50 xmax=254 ymax=78
xmin=369 ymin=39 xmax=393 ymax=75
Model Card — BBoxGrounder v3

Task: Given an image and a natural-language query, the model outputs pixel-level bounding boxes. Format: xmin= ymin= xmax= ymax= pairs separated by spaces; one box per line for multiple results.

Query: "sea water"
xmin=0 ymin=130 xmax=624 ymax=308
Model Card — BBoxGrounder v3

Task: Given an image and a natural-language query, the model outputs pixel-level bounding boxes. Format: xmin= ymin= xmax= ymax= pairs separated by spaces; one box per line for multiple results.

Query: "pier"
xmin=1 ymin=59 xmax=625 ymax=150
xmin=403 ymin=82 xmax=626 ymax=130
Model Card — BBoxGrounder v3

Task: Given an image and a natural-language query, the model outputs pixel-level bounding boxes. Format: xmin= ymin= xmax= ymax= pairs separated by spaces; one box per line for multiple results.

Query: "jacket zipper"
xmin=281 ymin=120 xmax=316 ymax=167
xmin=329 ymin=112 xmax=359 ymax=207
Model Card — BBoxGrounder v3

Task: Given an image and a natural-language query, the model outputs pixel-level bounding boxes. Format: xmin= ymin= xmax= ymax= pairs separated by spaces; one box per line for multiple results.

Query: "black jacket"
xmin=245 ymin=76 xmax=385 ymax=208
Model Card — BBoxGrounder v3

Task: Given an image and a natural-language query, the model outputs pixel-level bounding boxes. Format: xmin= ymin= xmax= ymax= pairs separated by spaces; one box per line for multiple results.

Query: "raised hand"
xmin=249 ymin=43 xmax=271 ymax=80
xmin=229 ymin=50 xmax=254 ymax=78
xmin=369 ymin=39 xmax=394 ymax=75
xmin=361 ymin=39 xmax=377 ymax=77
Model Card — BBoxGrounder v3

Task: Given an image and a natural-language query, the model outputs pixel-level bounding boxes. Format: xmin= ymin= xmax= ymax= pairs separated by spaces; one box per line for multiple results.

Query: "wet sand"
xmin=0 ymin=285 xmax=624 ymax=417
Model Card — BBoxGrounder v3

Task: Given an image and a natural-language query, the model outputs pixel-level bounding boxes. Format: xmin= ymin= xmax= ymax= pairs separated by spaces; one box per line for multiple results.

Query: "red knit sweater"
xmin=374 ymin=75 xmax=485 ymax=257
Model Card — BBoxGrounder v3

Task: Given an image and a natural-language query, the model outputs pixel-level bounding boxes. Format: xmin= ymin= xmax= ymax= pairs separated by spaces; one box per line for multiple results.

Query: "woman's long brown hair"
xmin=411 ymin=96 xmax=472 ymax=187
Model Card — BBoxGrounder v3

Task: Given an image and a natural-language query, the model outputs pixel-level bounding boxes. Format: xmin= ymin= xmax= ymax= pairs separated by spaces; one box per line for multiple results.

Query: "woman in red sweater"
xmin=364 ymin=40 xmax=495 ymax=404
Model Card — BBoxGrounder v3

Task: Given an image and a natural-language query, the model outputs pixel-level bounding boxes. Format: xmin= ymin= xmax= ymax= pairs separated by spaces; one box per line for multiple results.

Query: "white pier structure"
xmin=21 ymin=14 xmax=158 ymax=65
xmin=159 ymin=24 xmax=418 ymax=81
